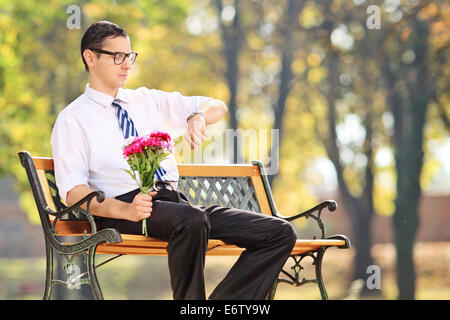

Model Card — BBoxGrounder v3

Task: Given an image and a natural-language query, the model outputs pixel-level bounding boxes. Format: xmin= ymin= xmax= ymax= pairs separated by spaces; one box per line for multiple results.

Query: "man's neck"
xmin=88 ymin=77 xmax=118 ymax=97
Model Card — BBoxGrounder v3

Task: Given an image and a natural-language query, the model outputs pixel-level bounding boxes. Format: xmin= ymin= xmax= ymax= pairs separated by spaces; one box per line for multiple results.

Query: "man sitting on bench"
xmin=50 ymin=20 xmax=297 ymax=300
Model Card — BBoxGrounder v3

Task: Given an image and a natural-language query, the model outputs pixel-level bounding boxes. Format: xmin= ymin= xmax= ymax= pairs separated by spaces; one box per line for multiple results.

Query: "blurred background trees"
xmin=0 ymin=0 xmax=448 ymax=299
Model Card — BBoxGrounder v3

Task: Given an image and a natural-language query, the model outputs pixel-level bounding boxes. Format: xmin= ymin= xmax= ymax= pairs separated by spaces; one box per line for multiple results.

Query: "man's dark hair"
xmin=80 ymin=21 xmax=128 ymax=72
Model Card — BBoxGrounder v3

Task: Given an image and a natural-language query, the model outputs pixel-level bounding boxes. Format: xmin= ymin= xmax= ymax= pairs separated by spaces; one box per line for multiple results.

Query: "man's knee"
xmin=276 ymin=220 xmax=297 ymax=248
xmin=284 ymin=221 xmax=297 ymax=246
xmin=183 ymin=206 xmax=211 ymax=234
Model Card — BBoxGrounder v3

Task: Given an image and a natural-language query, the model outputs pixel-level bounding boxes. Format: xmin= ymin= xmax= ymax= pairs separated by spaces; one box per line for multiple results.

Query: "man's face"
xmin=88 ymin=35 xmax=133 ymax=89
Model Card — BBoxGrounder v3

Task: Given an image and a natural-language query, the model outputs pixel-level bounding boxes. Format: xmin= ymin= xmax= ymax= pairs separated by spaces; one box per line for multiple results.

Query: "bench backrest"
xmin=18 ymin=151 xmax=278 ymax=228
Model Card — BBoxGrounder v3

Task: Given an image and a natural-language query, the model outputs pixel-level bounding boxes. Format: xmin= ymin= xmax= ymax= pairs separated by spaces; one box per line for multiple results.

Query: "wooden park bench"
xmin=18 ymin=150 xmax=350 ymax=300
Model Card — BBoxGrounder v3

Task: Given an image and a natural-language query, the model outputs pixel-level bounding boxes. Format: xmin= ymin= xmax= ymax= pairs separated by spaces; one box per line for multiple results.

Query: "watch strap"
xmin=186 ymin=111 xmax=204 ymax=122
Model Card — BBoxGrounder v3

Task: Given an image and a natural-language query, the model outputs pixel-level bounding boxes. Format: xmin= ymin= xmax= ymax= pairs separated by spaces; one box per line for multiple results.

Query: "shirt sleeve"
xmin=50 ymin=110 xmax=90 ymax=204
xmin=145 ymin=88 xmax=213 ymax=138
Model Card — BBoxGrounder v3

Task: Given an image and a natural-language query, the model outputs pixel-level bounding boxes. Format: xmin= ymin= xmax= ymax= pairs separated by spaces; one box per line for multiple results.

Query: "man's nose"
xmin=122 ymin=57 xmax=132 ymax=69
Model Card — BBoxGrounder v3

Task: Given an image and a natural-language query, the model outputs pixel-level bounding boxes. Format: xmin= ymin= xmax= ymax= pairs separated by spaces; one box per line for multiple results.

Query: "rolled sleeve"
xmin=50 ymin=111 xmax=90 ymax=204
xmin=146 ymin=88 xmax=213 ymax=138
xmin=57 ymin=172 xmax=89 ymax=204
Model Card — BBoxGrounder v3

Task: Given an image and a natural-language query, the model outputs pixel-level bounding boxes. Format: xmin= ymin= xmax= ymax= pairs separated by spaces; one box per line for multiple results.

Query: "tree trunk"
xmin=215 ymin=0 xmax=242 ymax=163
xmin=267 ymin=0 xmax=305 ymax=185
xmin=385 ymin=14 xmax=432 ymax=300
xmin=392 ymin=99 xmax=425 ymax=299
xmin=321 ymin=5 xmax=376 ymax=291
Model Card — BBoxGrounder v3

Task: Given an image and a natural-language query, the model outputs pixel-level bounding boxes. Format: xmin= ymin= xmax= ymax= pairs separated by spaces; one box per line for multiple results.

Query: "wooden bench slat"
xmin=93 ymin=240 xmax=347 ymax=257
xmin=32 ymin=157 xmax=261 ymax=177
xmin=113 ymin=235 xmax=227 ymax=248
xmin=32 ymin=157 xmax=54 ymax=170
xmin=37 ymin=169 xmax=58 ymax=212
xmin=59 ymin=226 xmax=347 ymax=256
xmin=50 ymin=219 xmax=92 ymax=235
xmin=177 ymin=164 xmax=260 ymax=177
xmin=250 ymin=175 xmax=272 ymax=215
xmin=111 ymin=235 xmax=346 ymax=249
xmin=51 ymin=221 xmax=345 ymax=255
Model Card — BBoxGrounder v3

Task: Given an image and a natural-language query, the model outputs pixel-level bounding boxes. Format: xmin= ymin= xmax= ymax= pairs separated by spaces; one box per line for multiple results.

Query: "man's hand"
xmin=128 ymin=191 xmax=158 ymax=222
xmin=67 ymin=185 xmax=158 ymax=222
xmin=185 ymin=114 xmax=208 ymax=150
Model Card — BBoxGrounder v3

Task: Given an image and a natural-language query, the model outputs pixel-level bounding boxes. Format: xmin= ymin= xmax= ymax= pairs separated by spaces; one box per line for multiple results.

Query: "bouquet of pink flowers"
xmin=122 ymin=130 xmax=174 ymax=236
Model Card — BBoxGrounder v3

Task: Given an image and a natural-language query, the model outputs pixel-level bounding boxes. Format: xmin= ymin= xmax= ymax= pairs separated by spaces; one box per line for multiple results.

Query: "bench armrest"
xmin=274 ymin=200 xmax=337 ymax=221
xmin=45 ymin=190 xmax=105 ymax=235
xmin=273 ymin=200 xmax=337 ymax=239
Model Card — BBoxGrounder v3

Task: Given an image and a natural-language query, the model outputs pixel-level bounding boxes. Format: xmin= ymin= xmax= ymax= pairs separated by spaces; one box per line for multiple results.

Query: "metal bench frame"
xmin=18 ymin=150 xmax=350 ymax=300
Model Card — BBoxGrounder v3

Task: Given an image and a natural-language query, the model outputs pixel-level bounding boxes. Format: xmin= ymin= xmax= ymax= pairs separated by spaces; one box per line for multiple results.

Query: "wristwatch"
xmin=186 ymin=111 xmax=205 ymax=123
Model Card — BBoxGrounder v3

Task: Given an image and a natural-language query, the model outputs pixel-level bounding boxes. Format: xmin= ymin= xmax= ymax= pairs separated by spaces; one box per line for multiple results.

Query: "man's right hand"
xmin=129 ymin=191 xmax=158 ymax=222
xmin=67 ymin=185 xmax=158 ymax=223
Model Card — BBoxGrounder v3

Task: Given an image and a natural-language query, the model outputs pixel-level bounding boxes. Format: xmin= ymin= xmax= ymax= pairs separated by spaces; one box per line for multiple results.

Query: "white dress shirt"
xmin=51 ymin=84 xmax=212 ymax=203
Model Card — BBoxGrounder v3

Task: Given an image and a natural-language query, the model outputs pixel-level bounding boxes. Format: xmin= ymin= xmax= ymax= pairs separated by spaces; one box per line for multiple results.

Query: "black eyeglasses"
xmin=89 ymin=48 xmax=138 ymax=65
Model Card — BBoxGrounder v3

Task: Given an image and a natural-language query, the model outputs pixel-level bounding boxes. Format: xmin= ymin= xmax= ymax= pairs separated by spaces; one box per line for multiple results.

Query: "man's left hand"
xmin=185 ymin=114 xmax=208 ymax=150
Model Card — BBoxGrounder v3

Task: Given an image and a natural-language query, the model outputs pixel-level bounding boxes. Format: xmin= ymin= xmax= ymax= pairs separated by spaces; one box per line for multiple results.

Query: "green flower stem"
xmin=140 ymin=183 xmax=153 ymax=237
xmin=142 ymin=218 xmax=148 ymax=237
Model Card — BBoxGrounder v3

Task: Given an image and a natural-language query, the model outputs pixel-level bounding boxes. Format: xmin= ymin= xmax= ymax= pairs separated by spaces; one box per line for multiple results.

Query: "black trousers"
xmin=95 ymin=187 xmax=297 ymax=300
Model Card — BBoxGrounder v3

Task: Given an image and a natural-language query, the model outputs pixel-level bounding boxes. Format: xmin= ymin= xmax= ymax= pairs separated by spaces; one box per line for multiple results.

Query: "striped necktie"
xmin=112 ymin=98 xmax=138 ymax=139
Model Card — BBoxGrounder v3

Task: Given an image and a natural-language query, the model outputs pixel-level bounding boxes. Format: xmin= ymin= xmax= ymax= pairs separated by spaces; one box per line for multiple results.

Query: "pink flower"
xmin=123 ymin=137 xmax=145 ymax=158
xmin=122 ymin=131 xmax=173 ymax=159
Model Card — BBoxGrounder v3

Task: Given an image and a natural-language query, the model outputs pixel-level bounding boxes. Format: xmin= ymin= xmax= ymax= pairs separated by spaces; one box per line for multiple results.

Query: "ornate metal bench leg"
xmin=43 ymin=240 xmax=54 ymax=300
xmin=87 ymin=245 xmax=104 ymax=300
xmin=315 ymin=247 xmax=329 ymax=300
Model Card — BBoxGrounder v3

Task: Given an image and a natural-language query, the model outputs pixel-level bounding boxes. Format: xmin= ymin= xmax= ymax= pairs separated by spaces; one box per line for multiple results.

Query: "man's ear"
xmin=83 ymin=49 xmax=97 ymax=71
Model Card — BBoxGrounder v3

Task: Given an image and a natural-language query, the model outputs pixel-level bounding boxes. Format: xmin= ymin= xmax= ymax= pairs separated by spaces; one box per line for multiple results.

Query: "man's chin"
xmin=116 ymin=80 xmax=127 ymax=88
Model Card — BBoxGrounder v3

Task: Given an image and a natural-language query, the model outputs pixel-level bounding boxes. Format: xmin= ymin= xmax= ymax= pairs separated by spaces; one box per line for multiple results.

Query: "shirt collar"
xmin=85 ymin=83 xmax=130 ymax=108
